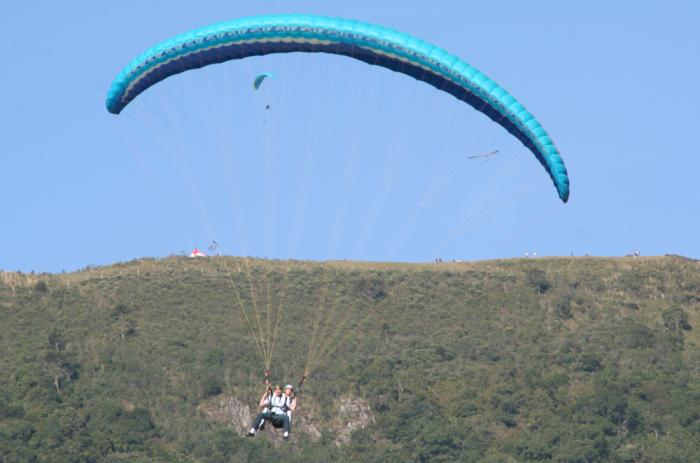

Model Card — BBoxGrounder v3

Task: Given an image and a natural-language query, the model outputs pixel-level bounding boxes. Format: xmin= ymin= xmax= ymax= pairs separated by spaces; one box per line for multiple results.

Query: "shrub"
xmin=526 ymin=269 xmax=551 ymax=294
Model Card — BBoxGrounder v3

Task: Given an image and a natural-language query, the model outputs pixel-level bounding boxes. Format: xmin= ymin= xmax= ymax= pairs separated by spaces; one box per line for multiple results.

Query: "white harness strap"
xmin=268 ymin=394 xmax=291 ymax=415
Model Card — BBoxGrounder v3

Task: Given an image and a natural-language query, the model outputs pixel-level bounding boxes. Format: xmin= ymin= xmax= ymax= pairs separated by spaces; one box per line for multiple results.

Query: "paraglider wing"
xmin=253 ymin=72 xmax=274 ymax=90
xmin=106 ymin=14 xmax=569 ymax=202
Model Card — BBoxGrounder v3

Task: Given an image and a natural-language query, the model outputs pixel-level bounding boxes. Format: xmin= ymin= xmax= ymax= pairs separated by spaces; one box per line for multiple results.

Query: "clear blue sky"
xmin=1 ymin=1 xmax=698 ymax=272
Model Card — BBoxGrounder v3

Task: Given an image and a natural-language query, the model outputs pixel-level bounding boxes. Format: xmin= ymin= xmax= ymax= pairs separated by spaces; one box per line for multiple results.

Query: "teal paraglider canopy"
xmin=253 ymin=73 xmax=274 ymax=90
xmin=106 ymin=14 xmax=570 ymax=202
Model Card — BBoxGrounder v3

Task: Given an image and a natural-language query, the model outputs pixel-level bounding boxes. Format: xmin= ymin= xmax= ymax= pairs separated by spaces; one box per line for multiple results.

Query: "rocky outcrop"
xmin=200 ymin=396 xmax=252 ymax=432
xmin=333 ymin=396 xmax=375 ymax=445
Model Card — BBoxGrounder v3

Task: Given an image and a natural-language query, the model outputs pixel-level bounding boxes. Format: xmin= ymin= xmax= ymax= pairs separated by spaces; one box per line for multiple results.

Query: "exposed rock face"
xmin=199 ymin=394 xmax=373 ymax=446
xmin=333 ymin=396 xmax=375 ymax=445
xmin=295 ymin=412 xmax=323 ymax=442
xmin=200 ymin=396 xmax=252 ymax=432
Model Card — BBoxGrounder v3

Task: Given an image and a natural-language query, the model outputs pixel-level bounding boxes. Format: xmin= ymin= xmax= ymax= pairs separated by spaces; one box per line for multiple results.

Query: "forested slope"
xmin=1 ymin=255 xmax=698 ymax=462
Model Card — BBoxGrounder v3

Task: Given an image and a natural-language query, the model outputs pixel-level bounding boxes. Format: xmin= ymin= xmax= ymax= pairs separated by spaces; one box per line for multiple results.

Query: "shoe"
xmin=246 ymin=429 xmax=256 ymax=437
xmin=283 ymin=432 xmax=290 ymax=442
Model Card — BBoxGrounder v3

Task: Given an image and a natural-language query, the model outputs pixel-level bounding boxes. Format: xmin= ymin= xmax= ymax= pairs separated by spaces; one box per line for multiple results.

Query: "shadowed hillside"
xmin=1 ymin=255 xmax=698 ymax=462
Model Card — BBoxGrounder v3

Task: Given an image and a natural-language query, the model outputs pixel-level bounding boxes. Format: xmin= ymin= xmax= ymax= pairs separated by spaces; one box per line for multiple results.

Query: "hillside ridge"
xmin=1 ymin=255 xmax=698 ymax=461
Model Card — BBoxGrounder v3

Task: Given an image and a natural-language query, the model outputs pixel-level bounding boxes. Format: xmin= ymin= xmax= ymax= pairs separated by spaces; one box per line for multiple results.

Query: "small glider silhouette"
xmin=467 ymin=150 xmax=499 ymax=160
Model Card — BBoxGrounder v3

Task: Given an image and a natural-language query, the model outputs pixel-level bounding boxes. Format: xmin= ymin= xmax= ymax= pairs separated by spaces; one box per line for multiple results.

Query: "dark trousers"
xmin=252 ymin=412 xmax=291 ymax=433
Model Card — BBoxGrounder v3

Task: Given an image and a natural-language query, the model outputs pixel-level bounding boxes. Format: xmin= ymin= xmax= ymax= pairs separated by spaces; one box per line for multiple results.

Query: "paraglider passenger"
xmin=247 ymin=384 xmax=297 ymax=441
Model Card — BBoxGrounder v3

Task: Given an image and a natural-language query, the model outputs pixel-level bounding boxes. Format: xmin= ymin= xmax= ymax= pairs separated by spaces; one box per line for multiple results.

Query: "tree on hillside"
xmin=526 ymin=269 xmax=551 ymax=295
xmin=111 ymin=303 xmax=136 ymax=340
xmin=42 ymin=331 xmax=79 ymax=395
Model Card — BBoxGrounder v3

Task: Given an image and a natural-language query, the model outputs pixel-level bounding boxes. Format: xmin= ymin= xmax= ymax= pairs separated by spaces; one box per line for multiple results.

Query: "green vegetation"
xmin=1 ymin=255 xmax=698 ymax=462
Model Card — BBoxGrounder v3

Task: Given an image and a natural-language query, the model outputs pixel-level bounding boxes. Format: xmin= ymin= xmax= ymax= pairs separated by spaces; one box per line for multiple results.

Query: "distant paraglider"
xmin=253 ymin=73 xmax=274 ymax=91
xmin=254 ymin=74 xmax=273 ymax=111
xmin=467 ymin=150 xmax=499 ymax=160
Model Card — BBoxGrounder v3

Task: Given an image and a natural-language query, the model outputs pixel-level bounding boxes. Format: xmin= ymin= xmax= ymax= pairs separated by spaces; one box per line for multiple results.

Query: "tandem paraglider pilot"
xmin=247 ymin=384 xmax=297 ymax=441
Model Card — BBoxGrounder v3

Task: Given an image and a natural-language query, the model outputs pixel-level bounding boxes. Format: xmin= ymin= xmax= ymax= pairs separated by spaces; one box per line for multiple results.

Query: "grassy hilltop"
xmin=1 ymin=255 xmax=699 ymax=462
